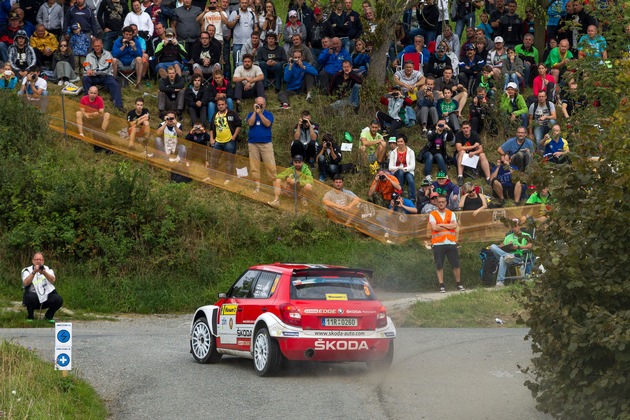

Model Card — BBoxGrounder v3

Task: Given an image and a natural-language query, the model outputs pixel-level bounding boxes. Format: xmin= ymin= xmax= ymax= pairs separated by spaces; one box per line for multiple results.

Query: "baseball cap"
xmin=430 ymin=192 xmax=439 ymax=198
xmin=288 ymin=10 xmax=297 ymax=17
xmin=388 ymin=136 xmax=397 ymax=143
xmin=292 ymin=154 xmax=304 ymax=162
xmin=465 ymin=43 xmax=475 ymax=50
xmin=71 ymin=23 xmax=81 ymax=31
xmin=506 ymin=81 xmax=518 ymax=90
xmin=313 ymin=7 xmax=322 ymax=14
xmin=436 ymin=171 xmax=447 ymax=179
xmin=421 ymin=179 xmax=431 ymax=187
xmin=8 ymin=12 xmax=18 ymax=20
xmin=494 ymin=36 xmax=504 ymax=43
xmin=165 ymin=28 xmax=175 ymax=36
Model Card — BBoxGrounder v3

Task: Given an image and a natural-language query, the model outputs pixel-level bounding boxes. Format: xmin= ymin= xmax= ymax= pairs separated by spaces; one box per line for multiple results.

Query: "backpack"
xmin=479 ymin=247 xmax=498 ymax=286
xmin=531 ymin=99 xmax=553 ymax=117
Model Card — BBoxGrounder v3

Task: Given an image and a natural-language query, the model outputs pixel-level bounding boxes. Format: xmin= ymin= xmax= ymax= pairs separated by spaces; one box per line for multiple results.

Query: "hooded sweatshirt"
xmin=8 ymin=30 xmax=37 ymax=71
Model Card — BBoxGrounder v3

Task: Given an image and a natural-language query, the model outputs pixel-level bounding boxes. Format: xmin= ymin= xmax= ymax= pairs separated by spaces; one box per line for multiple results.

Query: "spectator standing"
xmin=36 ymin=0 xmax=64 ymax=38
xmin=68 ymin=23 xmax=91 ymax=69
xmin=197 ymin=0 xmax=228 ymax=43
xmin=228 ymin=0 xmax=257 ymax=70
xmin=21 ymin=252 xmax=63 ymax=323
xmin=258 ymin=0 xmax=282 ymax=41
xmin=429 ymin=195 xmax=465 ymax=293
xmin=97 ymin=0 xmax=129 ymax=51
xmin=64 ymin=0 xmax=98 ymax=38
xmin=342 ymin=0 xmax=362 ymax=52
xmin=246 ymin=96 xmax=276 ymax=193
xmin=209 ymin=97 xmax=241 ymax=177
xmin=124 ymin=0 xmax=153 ymax=40
xmin=283 ymin=9 xmax=307 ymax=53
xmin=307 ymin=7 xmax=328 ymax=59
xmin=496 ymin=0 xmax=523 ymax=47
xmin=172 ymin=0 xmax=202 ymax=52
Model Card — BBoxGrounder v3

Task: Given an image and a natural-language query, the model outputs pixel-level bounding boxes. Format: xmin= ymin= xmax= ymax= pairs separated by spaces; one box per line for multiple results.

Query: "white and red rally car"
xmin=190 ymin=263 xmax=396 ymax=376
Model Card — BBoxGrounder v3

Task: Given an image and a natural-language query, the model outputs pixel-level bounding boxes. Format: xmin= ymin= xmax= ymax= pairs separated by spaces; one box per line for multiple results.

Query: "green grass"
xmin=397 ymin=284 xmax=526 ymax=328
xmin=0 ymin=341 xmax=108 ymax=419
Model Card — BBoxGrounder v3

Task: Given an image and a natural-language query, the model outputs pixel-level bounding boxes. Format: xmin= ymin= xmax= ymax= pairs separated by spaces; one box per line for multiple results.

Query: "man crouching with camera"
xmin=21 ymin=252 xmax=63 ymax=323
xmin=18 ymin=66 xmax=48 ymax=112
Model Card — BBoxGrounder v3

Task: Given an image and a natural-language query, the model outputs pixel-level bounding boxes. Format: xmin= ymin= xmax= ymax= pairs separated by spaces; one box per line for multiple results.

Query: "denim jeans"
xmin=455 ymin=13 xmax=476 ymax=39
xmin=394 ymin=169 xmax=416 ymax=201
xmin=331 ymin=84 xmax=360 ymax=109
xmin=489 ymin=244 xmax=522 ymax=283
xmin=423 ymin=152 xmax=447 ymax=176
xmin=409 ymin=28 xmax=436 ymax=43
xmin=317 ymin=155 xmax=339 ymax=180
xmin=211 ymin=140 xmax=236 ymax=175
xmin=207 ymin=98 xmax=234 ymax=123
xmin=503 ymin=73 xmax=522 ymax=90
xmin=258 ymin=61 xmax=283 ymax=90
xmin=533 ymin=120 xmax=555 ymax=144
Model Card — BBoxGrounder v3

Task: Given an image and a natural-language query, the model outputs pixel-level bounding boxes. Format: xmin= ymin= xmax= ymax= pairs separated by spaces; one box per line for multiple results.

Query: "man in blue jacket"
xmin=112 ymin=26 xmax=143 ymax=87
xmin=317 ymin=36 xmax=351 ymax=90
xmin=278 ymin=49 xmax=317 ymax=109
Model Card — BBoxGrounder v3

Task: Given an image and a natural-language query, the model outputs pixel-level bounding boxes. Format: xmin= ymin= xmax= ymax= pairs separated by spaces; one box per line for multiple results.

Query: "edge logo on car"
xmin=314 ymin=340 xmax=369 ymax=351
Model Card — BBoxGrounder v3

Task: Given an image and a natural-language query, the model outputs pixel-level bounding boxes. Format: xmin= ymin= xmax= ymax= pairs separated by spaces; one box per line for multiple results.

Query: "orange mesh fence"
xmin=46 ymin=95 xmax=545 ymax=244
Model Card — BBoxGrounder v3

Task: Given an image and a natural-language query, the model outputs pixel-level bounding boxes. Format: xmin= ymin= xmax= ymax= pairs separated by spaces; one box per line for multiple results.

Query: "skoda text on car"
xmin=190 ymin=263 xmax=396 ymax=376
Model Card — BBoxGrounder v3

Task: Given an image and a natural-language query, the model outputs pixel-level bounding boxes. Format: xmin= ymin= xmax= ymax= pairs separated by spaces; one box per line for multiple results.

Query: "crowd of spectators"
xmin=1 ymin=0 xmax=617 ymax=219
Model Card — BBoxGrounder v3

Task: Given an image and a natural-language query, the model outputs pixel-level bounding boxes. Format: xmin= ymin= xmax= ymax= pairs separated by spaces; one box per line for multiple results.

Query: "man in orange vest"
xmin=429 ymin=194 xmax=465 ymax=293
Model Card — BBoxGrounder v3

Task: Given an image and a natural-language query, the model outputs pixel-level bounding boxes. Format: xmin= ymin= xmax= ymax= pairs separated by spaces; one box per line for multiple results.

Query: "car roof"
xmin=250 ymin=263 xmax=373 ymax=278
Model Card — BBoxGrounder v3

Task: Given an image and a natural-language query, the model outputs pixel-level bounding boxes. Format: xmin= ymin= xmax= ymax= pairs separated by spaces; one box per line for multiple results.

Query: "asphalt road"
xmin=0 ymin=315 xmax=549 ymax=420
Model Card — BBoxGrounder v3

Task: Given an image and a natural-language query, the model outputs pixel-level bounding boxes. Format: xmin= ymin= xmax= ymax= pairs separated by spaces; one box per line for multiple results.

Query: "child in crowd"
xmin=68 ymin=23 xmax=90 ymax=75
xmin=478 ymin=13 xmax=492 ymax=39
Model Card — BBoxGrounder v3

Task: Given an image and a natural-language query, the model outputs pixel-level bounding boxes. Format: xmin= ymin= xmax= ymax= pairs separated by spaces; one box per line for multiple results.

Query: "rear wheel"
xmin=190 ymin=317 xmax=222 ymax=364
xmin=366 ymin=341 xmax=394 ymax=371
xmin=253 ymin=327 xmax=284 ymax=377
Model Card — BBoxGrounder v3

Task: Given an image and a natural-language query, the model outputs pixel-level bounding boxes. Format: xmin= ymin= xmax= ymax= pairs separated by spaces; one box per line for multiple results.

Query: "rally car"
xmin=189 ymin=263 xmax=396 ymax=376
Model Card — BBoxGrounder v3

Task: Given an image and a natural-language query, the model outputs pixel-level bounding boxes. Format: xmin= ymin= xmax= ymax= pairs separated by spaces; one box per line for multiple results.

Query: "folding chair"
xmin=118 ymin=68 xmax=137 ymax=87
xmin=501 ymin=227 xmax=536 ymax=283
xmin=396 ymin=52 xmax=422 ymax=73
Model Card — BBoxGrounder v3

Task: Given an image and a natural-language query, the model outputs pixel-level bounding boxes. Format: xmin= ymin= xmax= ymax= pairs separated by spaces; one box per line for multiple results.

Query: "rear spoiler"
xmin=291 ymin=268 xmax=373 ymax=278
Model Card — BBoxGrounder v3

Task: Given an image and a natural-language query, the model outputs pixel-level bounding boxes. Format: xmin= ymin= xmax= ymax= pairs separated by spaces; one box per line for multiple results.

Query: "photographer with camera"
xmin=368 ymin=168 xmax=402 ymax=208
xmin=155 ymin=111 xmax=186 ymax=163
xmin=376 ymin=86 xmax=413 ymax=137
xmin=154 ymin=28 xmax=187 ymax=78
xmin=21 ymin=252 xmax=63 ymax=323
xmin=278 ymin=49 xmax=317 ymax=109
xmin=389 ymin=192 xmax=418 ymax=215
xmin=247 ymin=96 xmax=276 ymax=193
xmin=18 ymin=65 xmax=48 ymax=112
xmin=112 ymin=26 xmax=144 ymax=87
xmin=315 ymin=133 xmax=342 ymax=182
xmin=290 ymin=110 xmax=319 ymax=167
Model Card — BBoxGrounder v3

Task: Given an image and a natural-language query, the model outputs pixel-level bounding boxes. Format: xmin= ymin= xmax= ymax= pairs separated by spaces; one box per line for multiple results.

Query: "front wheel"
xmin=366 ymin=341 xmax=394 ymax=371
xmin=253 ymin=327 xmax=284 ymax=377
xmin=190 ymin=317 xmax=222 ymax=364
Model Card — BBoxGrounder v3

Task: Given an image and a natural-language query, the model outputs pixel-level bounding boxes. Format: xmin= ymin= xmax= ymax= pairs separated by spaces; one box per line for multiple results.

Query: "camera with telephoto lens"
xmin=379 ymin=174 xmax=386 ymax=181
xmin=391 ymin=192 xmax=401 ymax=209
xmin=166 ymin=116 xmax=174 ymax=121
xmin=31 ymin=73 xmax=37 ymax=80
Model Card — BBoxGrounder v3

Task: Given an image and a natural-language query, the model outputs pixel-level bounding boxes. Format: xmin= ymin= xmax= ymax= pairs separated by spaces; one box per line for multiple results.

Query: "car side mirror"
xmin=218 ymin=293 xmax=227 ymax=299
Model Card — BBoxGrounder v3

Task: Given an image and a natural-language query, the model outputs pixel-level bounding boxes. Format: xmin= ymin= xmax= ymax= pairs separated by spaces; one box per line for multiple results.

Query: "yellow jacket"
xmin=30 ymin=31 xmax=59 ymax=53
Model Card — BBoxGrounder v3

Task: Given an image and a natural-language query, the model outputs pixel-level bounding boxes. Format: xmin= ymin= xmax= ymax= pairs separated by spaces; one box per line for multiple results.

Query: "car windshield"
xmin=290 ymin=276 xmax=376 ymax=301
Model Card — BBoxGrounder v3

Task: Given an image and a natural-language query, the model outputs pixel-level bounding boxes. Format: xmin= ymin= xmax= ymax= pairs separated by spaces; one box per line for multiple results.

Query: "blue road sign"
xmin=57 ymin=330 xmax=70 ymax=344
xmin=57 ymin=353 xmax=70 ymax=367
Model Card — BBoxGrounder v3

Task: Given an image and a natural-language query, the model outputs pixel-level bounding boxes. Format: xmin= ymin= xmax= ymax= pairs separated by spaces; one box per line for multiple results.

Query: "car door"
xmin=234 ymin=271 xmax=282 ymax=350
xmin=218 ymin=270 xmax=260 ymax=349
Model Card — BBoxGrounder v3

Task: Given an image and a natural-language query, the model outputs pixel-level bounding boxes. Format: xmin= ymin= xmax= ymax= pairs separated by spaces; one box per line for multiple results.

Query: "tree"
xmin=520 ymin=5 xmax=630 ymax=417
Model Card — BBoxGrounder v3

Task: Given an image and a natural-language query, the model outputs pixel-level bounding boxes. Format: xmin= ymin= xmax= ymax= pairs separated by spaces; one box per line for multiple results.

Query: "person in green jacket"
xmin=268 ymin=154 xmax=314 ymax=207
xmin=499 ymin=81 xmax=528 ymax=128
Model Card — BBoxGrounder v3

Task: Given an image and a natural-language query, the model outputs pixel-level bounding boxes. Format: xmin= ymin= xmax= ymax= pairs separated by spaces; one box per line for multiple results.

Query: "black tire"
xmin=366 ymin=341 xmax=394 ymax=371
xmin=190 ymin=317 xmax=222 ymax=364
xmin=253 ymin=327 xmax=284 ymax=377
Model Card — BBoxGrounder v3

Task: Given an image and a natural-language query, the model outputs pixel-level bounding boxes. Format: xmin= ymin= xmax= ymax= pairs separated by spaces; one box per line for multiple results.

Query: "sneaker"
xmin=424 ymin=174 xmax=433 ymax=183
xmin=439 ymin=285 xmax=446 ymax=293
xmin=457 ymin=284 xmax=466 ymax=291
xmin=422 ymin=126 xmax=428 ymax=136
xmin=168 ymin=155 xmax=181 ymax=163
xmin=58 ymin=80 xmax=64 ymax=85
xmin=268 ymin=199 xmax=280 ymax=207
xmin=495 ymin=281 xmax=505 ymax=288
xmin=306 ymin=92 xmax=312 ymax=102
xmin=280 ymin=103 xmax=290 ymax=109
xmin=318 ymin=175 xmax=326 ymax=182
xmin=301 ymin=197 xmax=308 ymax=207
xmin=457 ymin=175 xmax=464 ymax=187
xmin=503 ymin=254 xmax=515 ymax=263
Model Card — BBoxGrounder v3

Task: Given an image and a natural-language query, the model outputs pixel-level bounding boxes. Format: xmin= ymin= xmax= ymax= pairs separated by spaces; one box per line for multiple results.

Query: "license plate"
xmin=322 ymin=318 xmax=358 ymax=327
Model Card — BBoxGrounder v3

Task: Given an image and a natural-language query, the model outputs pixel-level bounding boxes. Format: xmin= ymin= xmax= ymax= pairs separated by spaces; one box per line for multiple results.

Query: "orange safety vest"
xmin=430 ymin=209 xmax=457 ymax=244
